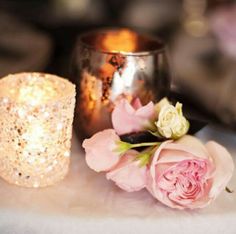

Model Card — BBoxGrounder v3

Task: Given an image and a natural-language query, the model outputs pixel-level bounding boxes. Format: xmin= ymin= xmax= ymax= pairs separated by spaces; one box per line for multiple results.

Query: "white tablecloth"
xmin=0 ymin=126 xmax=235 ymax=234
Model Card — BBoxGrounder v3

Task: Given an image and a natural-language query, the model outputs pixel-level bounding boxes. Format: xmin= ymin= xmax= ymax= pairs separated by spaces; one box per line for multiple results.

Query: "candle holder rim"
xmin=76 ymin=28 xmax=166 ymax=56
xmin=0 ymin=72 xmax=76 ymax=106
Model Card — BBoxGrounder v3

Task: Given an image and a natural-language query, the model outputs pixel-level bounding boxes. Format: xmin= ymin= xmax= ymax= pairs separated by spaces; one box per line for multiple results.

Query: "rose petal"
xmin=206 ymin=141 xmax=234 ymax=198
xmin=135 ymin=101 xmax=155 ymax=117
xmin=106 ymin=150 xmax=147 ymax=192
xmin=82 ymin=129 xmax=120 ymax=172
xmin=131 ymin=98 xmax=142 ymax=110
xmin=158 ymin=135 xmax=210 ymax=163
xmin=112 ymin=99 xmax=155 ymax=135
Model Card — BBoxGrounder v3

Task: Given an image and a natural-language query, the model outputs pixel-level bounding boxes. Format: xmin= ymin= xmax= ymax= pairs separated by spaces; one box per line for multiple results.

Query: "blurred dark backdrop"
xmin=0 ymin=0 xmax=236 ymax=130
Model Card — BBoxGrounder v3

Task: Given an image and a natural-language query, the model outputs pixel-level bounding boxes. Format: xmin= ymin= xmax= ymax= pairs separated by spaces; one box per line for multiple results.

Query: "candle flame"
xmin=100 ymin=29 xmax=138 ymax=52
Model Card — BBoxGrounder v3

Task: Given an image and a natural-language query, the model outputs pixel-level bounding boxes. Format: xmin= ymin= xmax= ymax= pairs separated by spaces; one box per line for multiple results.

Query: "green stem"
xmin=136 ymin=146 xmax=158 ymax=167
xmin=115 ymin=141 xmax=161 ymax=155
xmin=130 ymin=142 xmax=160 ymax=148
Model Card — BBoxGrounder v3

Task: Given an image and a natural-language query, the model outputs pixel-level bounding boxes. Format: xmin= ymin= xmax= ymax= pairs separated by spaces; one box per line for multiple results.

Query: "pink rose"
xmin=112 ymin=98 xmax=155 ymax=135
xmin=147 ymin=135 xmax=234 ymax=209
xmin=106 ymin=150 xmax=147 ymax=192
xmin=82 ymin=129 xmax=120 ymax=172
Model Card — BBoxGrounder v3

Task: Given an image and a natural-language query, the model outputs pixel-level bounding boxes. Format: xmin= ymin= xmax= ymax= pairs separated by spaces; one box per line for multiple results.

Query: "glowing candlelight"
xmin=0 ymin=73 xmax=76 ymax=187
xmin=73 ymin=28 xmax=170 ymax=138
xmin=99 ymin=29 xmax=138 ymax=52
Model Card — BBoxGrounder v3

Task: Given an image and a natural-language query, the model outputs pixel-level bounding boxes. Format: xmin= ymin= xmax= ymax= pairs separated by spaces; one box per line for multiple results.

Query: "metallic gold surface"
xmin=71 ymin=29 xmax=170 ymax=138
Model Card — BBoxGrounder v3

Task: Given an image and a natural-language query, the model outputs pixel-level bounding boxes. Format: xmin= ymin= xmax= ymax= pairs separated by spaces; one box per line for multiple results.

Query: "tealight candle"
xmin=71 ymin=28 xmax=170 ymax=139
xmin=0 ymin=73 xmax=76 ymax=187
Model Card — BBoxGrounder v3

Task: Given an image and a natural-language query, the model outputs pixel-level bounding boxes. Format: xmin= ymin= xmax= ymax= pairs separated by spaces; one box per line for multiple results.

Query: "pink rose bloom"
xmin=112 ymin=98 xmax=155 ymax=135
xmin=82 ymin=129 xmax=120 ymax=172
xmin=147 ymin=135 xmax=234 ymax=209
xmin=106 ymin=150 xmax=147 ymax=192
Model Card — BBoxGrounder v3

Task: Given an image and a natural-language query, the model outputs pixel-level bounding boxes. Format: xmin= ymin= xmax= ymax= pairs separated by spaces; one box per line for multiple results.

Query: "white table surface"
xmin=0 ymin=125 xmax=235 ymax=234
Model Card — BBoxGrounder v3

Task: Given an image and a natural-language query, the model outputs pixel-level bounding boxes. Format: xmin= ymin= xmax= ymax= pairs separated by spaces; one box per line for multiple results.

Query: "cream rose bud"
xmin=155 ymin=101 xmax=189 ymax=139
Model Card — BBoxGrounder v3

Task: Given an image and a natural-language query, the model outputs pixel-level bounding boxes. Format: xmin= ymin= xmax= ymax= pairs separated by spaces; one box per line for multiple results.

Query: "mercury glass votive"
xmin=71 ymin=28 xmax=171 ymax=139
xmin=0 ymin=73 xmax=76 ymax=188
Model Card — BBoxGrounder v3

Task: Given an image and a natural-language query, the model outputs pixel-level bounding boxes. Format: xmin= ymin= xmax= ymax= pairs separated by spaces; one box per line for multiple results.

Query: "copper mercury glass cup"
xmin=71 ymin=28 xmax=171 ymax=139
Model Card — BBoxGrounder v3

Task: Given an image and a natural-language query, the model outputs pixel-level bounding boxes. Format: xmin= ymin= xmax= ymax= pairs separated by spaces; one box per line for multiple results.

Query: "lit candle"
xmin=72 ymin=28 xmax=170 ymax=138
xmin=0 ymin=73 xmax=76 ymax=187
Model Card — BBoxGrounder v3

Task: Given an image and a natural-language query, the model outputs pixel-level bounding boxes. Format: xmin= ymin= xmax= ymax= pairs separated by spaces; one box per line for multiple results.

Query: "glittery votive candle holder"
xmin=0 ymin=73 xmax=76 ymax=188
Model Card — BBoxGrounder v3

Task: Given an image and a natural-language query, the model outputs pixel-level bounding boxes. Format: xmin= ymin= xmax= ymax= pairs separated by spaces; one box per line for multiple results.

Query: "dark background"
xmin=0 ymin=0 xmax=236 ymax=130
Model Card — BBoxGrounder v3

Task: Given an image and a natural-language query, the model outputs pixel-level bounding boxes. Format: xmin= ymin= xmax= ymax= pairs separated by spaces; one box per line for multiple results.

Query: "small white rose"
xmin=155 ymin=97 xmax=170 ymax=114
xmin=155 ymin=101 xmax=189 ymax=139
